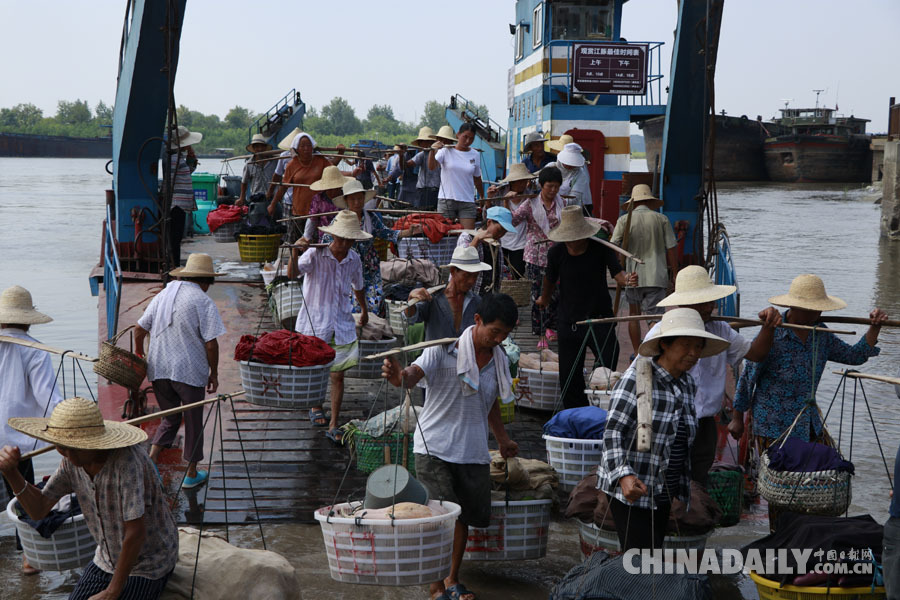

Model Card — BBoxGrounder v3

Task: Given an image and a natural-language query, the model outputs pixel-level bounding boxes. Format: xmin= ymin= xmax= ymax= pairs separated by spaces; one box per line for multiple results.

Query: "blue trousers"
xmin=884 ymin=517 xmax=900 ymax=599
xmin=69 ymin=562 xmax=171 ymax=600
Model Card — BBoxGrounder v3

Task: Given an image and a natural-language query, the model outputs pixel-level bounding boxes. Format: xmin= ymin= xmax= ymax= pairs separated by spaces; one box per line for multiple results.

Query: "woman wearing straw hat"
xmin=271 ymin=127 xmax=303 ymax=215
xmin=537 ymin=207 xmax=637 ymax=409
xmin=404 ymin=127 xmax=442 ymax=210
xmin=0 ymin=285 xmax=63 ymax=574
xmin=642 ymin=266 xmax=782 ymax=487
xmin=546 ymin=142 xmax=593 ymax=216
xmin=489 ymin=163 xmax=537 ymax=279
xmin=237 ymin=133 xmax=277 ymax=207
xmin=596 ymin=308 xmax=730 ymax=551
xmin=510 ymin=166 xmax=566 ymax=345
xmin=430 ymin=123 xmax=484 ymax=230
xmin=732 ymin=275 xmax=887 ymax=449
xmin=0 ymin=397 xmax=178 ymax=599
xmin=288 ymin=210 xmax=369 ymax=441
xmin=300 ymin=166 xmax=351 ymax=243
xmin=522 ymin=131 xmax=553 ymax=173
xmin=134 ymin=253 xmax=227 ymax=489
xmin=166 ymin=125 xmax=202 ymax=268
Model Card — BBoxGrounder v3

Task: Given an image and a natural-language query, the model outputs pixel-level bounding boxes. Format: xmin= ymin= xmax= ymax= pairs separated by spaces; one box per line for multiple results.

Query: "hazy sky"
xmin=1 ymin=1 xmax=897 ymax=131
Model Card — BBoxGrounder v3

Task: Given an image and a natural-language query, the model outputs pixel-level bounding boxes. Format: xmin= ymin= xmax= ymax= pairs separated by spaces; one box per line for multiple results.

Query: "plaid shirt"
xmin=596 ymin=359 xmax=698 ymax=509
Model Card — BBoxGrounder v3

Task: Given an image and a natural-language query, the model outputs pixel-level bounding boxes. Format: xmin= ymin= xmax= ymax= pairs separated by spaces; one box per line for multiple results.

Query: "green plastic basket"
xmin=355 ymin=432 xmax=416 ymax=476
xmin=708 ymin=469 xmax=744 ymax=527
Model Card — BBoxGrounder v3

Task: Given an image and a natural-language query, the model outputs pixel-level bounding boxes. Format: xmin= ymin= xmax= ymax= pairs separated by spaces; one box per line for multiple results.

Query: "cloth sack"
xmin=766 ymin=437 xmax=855 ymax=474
xmin=160 ymin=528 xmax=302 ymax=600
xmin=206 ymin=205 xmax=247 ymax=233
xmin=667 ymin=481 xmax=723 ymax=536
xmin=519 ymin=352 xmax=559 ymax=372
xmin=233 ymin=330 xmax=335 ymax=367
xmin=354 ymin=313 xmax=394 ymax=340
xmin=543 ymin=406 xmax=608 ymax=440
xmin=589 ymin=367 xmax=622 ymax=390
xmin=488 ymin=453 xmax=558 ymax=503
xmin=391 ymin=214 xmax=463 ymax=243
xmin=380 ymin=258 xmax=440 ymax=287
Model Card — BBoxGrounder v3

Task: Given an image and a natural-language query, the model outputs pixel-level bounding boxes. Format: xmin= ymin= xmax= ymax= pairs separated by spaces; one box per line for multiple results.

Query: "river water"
xmin=0 ymin=158 xmax=897 ymax=598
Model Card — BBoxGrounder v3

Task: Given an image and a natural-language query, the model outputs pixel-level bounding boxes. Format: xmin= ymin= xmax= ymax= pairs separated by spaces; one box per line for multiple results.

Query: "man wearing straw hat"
xmin=134 ymin=253 xmax=227 ymax=489
xmin=536 ymin=207 xmax=637 ymax=409
xmin=382 ymin=293 xmax=519 ymax=600
xmin=404 ymin=127 xmax=442 ymax=210
xmin=0 ymin=285 xmax=63 ymax=574
xmin=166 ymin=125 xmax=203 ymax=268
xmin=639 ymin=266 xmax=782 ymax=487
xmin=237 ymin=133 xmax=277 ymax=207
xmin=288 ymin=210 xmax=368 ymax=442
xmin=731 ymin=274 xmax=887 ymax=448
xmin=611 ymin=184 xmax=678 ymax=355
xmin=0 ymin=397 xmax=178 ymax=599
xmin=522 ymin=131 xmax=553 ymax=173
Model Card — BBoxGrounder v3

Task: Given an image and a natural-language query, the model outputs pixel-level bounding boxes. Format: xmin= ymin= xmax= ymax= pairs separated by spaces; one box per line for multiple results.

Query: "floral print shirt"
xmin=510 ymin=196 xmax=563 ymax=268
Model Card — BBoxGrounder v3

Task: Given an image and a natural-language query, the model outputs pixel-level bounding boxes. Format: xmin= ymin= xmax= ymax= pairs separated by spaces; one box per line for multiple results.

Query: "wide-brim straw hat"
xmin=277 ymin=127 xmax=303 ymax=151
xmin=412 ymin=126 xmax=435 ymax=145
xmin=638 ymin=308 xmax=730 ymax=359
xmin=622 ymin=184 xmax=664 ymax=210
xmin=768 ymin=274 xmax=847 ymax=312
xmin=430 ymin=125 xmax=457 ymax=143
xmin=556 ymin=143 xmax=586 ymax=168
xmin=657 ymin=265 xmax=736 ymax=307
xmin=547 ymin=134 xmax=575 ymax=153
xmin=310 ymin=165 xmax=351 ymax=191
xmin=9 ymin=397 xmax=147 ymax=450
xmin=443 ymin=246 xmax=491 ymax=273
xmin=500 ymin=163 xmax=538 ymax=184
xmin=547 ymin=206 xmax=601 ymax=242
xmin=169 ymin=125 xmax=202 ymax=149
xmin=0 ymin=285 xmax=53 ymax=325
xmin=319 ymin=209 xmax=373 ymax=241
xmin=333 ymin=179 xmax=376 ymax=208
xmin=245 ymin=133 xmax=272 ymax=153
xmin=523 ymin=131 xmax=547 ymax=152
xmin=170 ymin=253 xmax=225 ymax=278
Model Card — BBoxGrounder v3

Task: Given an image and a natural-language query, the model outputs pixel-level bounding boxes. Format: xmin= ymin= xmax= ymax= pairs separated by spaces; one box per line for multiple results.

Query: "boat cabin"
xmin=776 ymin=107 xmax=869 ymax=136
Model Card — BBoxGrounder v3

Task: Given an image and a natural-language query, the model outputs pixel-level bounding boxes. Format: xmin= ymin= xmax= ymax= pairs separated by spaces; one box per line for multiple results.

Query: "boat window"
xmin=551 ymin=0 xmax=615 ymax=41
xmin=515 ymin=24 xmax=524 ymax=60
xmin=533 ymin=4 xmax=543 ymax=48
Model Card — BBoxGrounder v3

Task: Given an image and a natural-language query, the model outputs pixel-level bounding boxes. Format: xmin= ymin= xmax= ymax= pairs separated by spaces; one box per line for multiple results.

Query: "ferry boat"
xmin=763 ymin=106 xmax=872 ymax=183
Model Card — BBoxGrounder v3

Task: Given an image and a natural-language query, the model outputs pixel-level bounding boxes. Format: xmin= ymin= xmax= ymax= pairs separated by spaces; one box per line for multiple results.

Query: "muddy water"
xmin=0 ymin=159 xmax=897 ymax=598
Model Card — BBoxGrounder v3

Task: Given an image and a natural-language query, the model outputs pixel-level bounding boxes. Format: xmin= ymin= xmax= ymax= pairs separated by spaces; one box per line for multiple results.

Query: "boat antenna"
xmin=813 ymin=89 xmax=825 ymax=110
xmin=780 ymin=98 xmax=792 ymax=112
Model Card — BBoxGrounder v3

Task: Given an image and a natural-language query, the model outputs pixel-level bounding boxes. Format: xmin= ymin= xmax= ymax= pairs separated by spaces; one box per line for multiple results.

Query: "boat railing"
xmin=449 ymin=94 xmax=507 ymax=144
xmin=707 ymin=223 xmax=740 ymax=317
xmin=248 ymin=89 xmax=305 ymax=143
xmin=102 ymin=203 xmax=123 ymax=339
xmin=544 ymin=40 xmax=665 ymax=108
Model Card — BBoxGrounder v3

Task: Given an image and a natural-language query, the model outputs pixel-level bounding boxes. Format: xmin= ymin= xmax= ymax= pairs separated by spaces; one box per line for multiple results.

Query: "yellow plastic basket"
xmin=500 ymin=399 xmax=515 ymax=424
xmin=238 ymin=234 xmax=281 ymax=263
xmin=750 ymin=571 xmax=885 ymax=600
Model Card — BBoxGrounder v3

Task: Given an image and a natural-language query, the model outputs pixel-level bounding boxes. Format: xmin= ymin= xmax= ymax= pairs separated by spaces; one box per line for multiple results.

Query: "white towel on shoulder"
xmin=456 ymin=325 xmax=514 ymax=403
xmin=155 ymin=280 xmax=184 ymax=334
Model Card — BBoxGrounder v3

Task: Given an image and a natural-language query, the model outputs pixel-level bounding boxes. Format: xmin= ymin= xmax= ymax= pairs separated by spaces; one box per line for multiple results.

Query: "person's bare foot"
xmin=23 ymin=558 xmax=39 ymax=575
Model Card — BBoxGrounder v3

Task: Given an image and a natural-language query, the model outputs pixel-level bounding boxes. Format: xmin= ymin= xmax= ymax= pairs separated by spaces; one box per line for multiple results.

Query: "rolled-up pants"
xmin=150 ymin=379 xmax=205 ymax=463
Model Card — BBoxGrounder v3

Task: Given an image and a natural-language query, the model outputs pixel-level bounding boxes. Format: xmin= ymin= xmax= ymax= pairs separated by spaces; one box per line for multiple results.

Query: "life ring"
xmin=105 ymin=159 xmax=114 ymax=175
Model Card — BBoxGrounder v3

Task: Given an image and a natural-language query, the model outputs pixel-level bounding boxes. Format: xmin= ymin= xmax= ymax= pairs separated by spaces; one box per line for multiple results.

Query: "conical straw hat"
xmin=411 ymin=126 xmax=435 ymax=145
xmin=547 ymin=134 xmax=575 ymax=153
xmin=319 ymin=209 xmax=373 ymax=241
xmin=622 ymin=184 xmax=663 ymax=210
xmin=9 ymin=397 xmax=147 ymax=450
xmin=430 ymin=125 xmax=457 ymax=143
xmin=656 ymin=265 xmax=736 ymax=307
xmin=170 ymin=253 xmax=224 ymax=278
xmin=0 ymin=285 xmax=52 ymax=325
xmin=547 ymin=206 xmax=601 ymax=242
xmin=768 ymin=274 xmax=847 ymax=312
xmin=277 ymin=127 xmax=303 ymax=151
xmin=310 ymin=166 xmax=352 ymax=191
xmin=333 ymin=179 xmax=377 ymax=209
xmin=638 ymin=308 xmax=730 ymax=358
xmin=499 ymin=163 xmax=537 ymax=183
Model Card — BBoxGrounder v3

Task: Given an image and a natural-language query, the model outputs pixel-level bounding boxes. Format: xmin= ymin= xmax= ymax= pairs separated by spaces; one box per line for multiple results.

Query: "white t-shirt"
xmin=499 ymin=195 xmax=528 ymax=252
xmin=412 ymin=343 xmax=498 ymax=464
xmin=435 ymin=147 xmax=482 ymax=203
xmin=635 ymin=320 xmax=750 ymax=419
xmin=274 ymin=151 xmax=293 ymax=204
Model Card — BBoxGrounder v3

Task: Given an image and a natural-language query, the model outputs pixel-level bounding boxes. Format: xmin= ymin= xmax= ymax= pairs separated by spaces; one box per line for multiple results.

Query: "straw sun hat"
xmin=319 ymin=209 xmax=373 ymax=241
xmin=245 ymin=133 xmax=272 ymax=153
xmin=622 ymin=184 xmax=663 ymax=210
xmin=9 ymin=397 xmax=147 ymax=450
xmin=442 ymin=246 xmax=491 ymax=273
xmin=523 ymin=131 xmax=547 ymax=152
xmin=309 ymin=166 xmax=351 ymax=192
xmin=277 ymin=127 xmax=303 ymax=151
xmin=411 ymin=126 xmax=435 ymax=145
xmin=656 ymin=265 xmax=736 ymax=307
xmin=0 ymin=285 xmax=52 ymax=325
xmin=499 ymin=163 xmax=537 ymax=184
xmin=169 ymin=125 xmax=202 ymax=149
xmin=333 ymin=179 xmax=376 ymax=208
xmin=430 ymin=125 xmax=457 ymax=143
xmin=547 ymin=134 xmax=575 ymax=153
xmin=548 ymin=206 xmax=601 ymax=243
xmin=638 ymin=308 xmax=730 ymax=359
xmin=170 ymin=253 xmax=225 ymax=278
xmin=768 ymin=274 xmax=847 ymax=312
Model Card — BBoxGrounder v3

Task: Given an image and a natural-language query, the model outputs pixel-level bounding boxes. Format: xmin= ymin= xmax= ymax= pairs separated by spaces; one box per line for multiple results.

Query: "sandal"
xmin=446 ymin=582 xmax=476 ymax=600
xmin=536 ymin=337 xmax=549 ymax=350
xmin=308 ymin=407 xmax=327 ymax=427
xmin=325 ymin=428 xmax=344 ymax=445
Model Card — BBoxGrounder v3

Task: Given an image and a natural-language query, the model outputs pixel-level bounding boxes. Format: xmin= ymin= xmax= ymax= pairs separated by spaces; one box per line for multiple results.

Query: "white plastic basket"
xmin=385 ymin=300 xmax=408 ymax=342
xmin=270 ymin=281 xmax=304 ymax=325
xmin=239 ymin=361 xmax=330 ymax=409
xmin=465 ymin=499 xmax=552 ymax=561
xmin=584 ymin=389 xmax=612 ymax=410
xmin=577 ymin=520 xmax=710 ymax=560
xmin=515 ymin=367 xmax=559 ymax=411
xmin=315 ymin=500 xmax=460 ymax=586
xmin=212 ymin=221 xmax=240 ymax=243
xmin=543 ymin=435 xmax=604 ymax=493
xmin=6 ymin=498 xmax=96 ymax=571
xmin=348 ymin=337 xmax=397 ymax=379
xmin=397 ymin=236 xmax=456 ymax=267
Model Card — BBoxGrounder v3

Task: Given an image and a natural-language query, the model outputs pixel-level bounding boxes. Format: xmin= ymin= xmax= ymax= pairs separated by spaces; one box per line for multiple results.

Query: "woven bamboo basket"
xmin=93 ymin=326 xmax=147 ymax=390
xmin=500 ymin=278 xmax=533 ymax=307
xmin=757 ymin=451 xmax=851 ymax=516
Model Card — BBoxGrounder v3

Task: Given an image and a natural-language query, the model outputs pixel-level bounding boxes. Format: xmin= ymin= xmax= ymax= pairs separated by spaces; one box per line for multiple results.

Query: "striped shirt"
xmin=293 ymin=246 xmax=364 ymax=346
xmin=169 ymin=153 xmax=196 ymax=211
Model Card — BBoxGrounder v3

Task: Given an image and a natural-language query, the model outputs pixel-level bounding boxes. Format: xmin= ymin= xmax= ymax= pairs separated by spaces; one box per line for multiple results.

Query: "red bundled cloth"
xmin=207 ymin=205 xmax=247 ymax=232
xmin=234 ymin=330 xmax=335 ymax=367
xmin=392 ymin=214 xmax=462 ymax=243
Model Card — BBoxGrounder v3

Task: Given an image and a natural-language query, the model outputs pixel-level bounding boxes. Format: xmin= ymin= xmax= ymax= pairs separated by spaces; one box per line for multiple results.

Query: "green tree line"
xmin=0 ymin=97 xmax=491 ymax=153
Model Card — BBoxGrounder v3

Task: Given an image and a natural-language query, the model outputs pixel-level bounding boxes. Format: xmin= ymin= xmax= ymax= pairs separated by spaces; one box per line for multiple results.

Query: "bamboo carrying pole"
xmin=820 ymin=316 xmax=900 ymax=328
xmin=575 ymin=314 xmax=856 ymax=335
xmin=398 ymin=285 xmax=447 ymax=310
xmin=278 ymin=208 xmax=440 ymax=223
xmin=831 ymin=370 xmax=900 ymax=387
xmin=363 ymin=337 xmax=458 ymax=361
xmin=20 ymin=391 xmax=246 ymax=460
xmin=537 ymin=237 xmax=644 ymax=264
xmin=0 ymin=336 xmax=97 ymax=363
xmin=612 ymin=194 xmax=637 ymax=315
